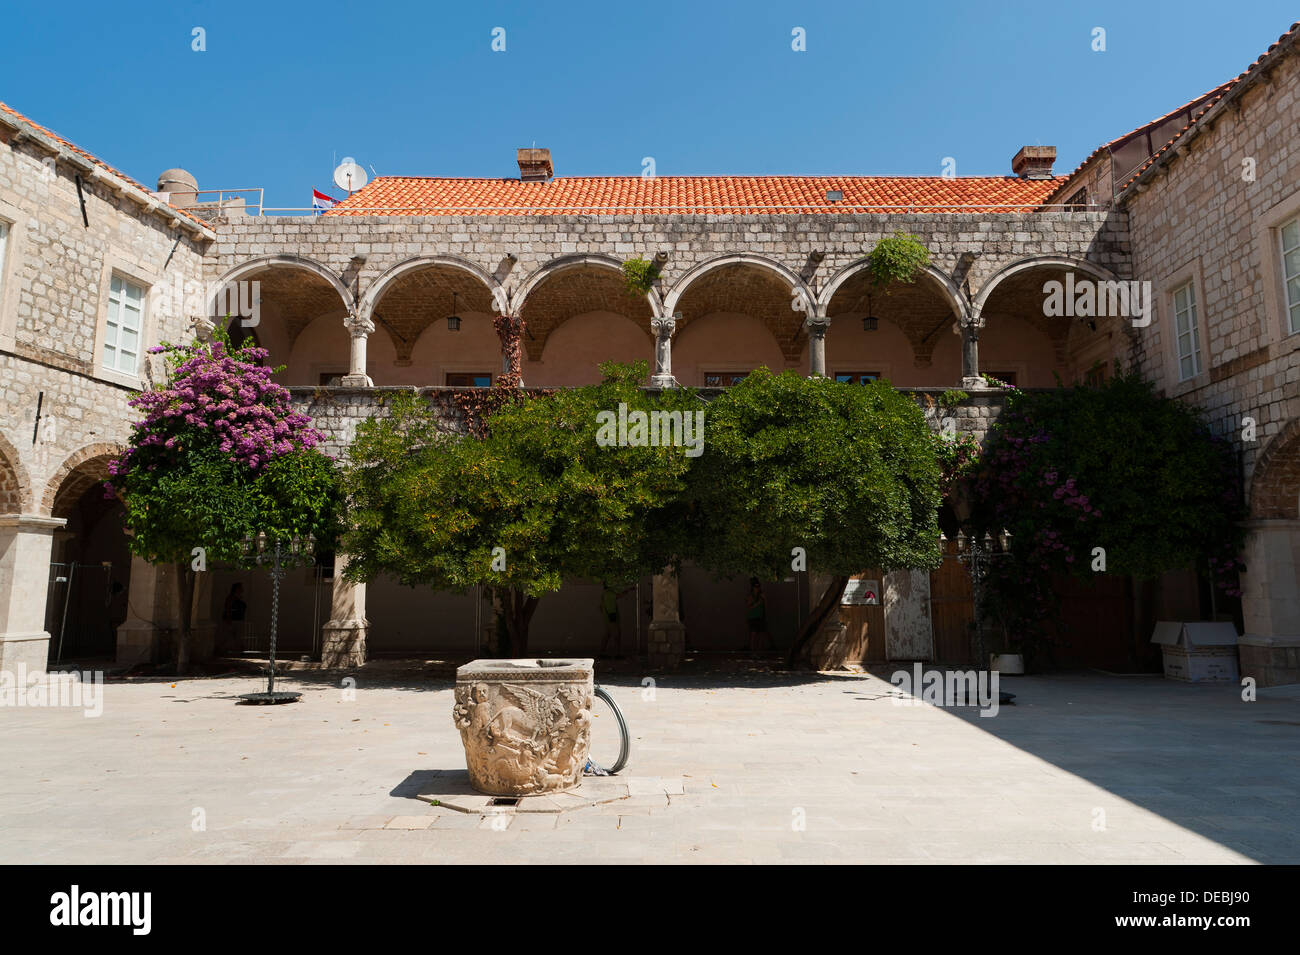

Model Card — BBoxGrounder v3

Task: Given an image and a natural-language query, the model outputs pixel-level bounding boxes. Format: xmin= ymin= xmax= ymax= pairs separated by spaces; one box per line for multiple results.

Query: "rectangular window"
xmin=986 ymin=371 xmax=1017 ymax=387
xmin=704 ymin=372 xmax=748 ymax=387
xmin=446 ymin=372 xmax=492 ymax=387
xmin=103 ymin=274 xmax=145 ymax=374
xmin=834 ymin=372 xmax=879 ymax=384
xmin=1280 ymin=217 xmax=1300 ymax=335
xmin=1084 ymin=364 xmax=1106 ymax=388
xmin=318 ymin=371 xmax=348 ymax=386
xmin=1172 ymin=281 xmax=1201 ymax=381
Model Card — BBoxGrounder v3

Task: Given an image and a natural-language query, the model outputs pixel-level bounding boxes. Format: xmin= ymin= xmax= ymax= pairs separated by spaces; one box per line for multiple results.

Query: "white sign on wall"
xmin=841 ymin=578 xmax=880 ymax=606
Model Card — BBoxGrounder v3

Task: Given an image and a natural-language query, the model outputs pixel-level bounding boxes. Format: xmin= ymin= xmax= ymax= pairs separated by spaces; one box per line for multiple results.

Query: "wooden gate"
xmin=929 ymin=541 xmax=975 ymax=664
xmin=837 ymin=571 xmax=888 ymax=663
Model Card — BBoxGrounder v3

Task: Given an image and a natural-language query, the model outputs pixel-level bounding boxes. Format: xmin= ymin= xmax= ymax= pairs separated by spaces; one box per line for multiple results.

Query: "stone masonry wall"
xmin=0 ymin=128 xmax=209 ymax=514
xmin=1124 ymin=46 xmax=1300 ymax=497
xmin=208 ymin=210 xmax=1130 ymax=318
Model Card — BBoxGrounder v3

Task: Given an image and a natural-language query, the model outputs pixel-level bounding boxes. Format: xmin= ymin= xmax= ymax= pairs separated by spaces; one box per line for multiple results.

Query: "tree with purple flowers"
xmin=107 ymin=332 xmax=339 ymax=672
xmin=961 ymin=370 xmax=1245 ymax=665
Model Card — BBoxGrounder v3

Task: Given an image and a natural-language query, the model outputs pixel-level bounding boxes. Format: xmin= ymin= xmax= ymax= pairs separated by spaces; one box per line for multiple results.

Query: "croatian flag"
xmin=312 ymin=189 xmax=338 ymax=214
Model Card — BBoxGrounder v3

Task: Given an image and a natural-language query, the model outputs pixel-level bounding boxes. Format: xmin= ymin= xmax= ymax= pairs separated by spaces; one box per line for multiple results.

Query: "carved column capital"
xmin=804 ymin=317 xmax=831 ymax=339
xmin=191 ymin=315 xmax=216 ymax=342
xmin=650 ymin=314 xmax=679 ymax=340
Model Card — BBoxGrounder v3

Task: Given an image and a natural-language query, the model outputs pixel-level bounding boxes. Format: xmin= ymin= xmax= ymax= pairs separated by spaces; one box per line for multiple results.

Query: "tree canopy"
xmin=680 ymin=368 xmax=943 ymax=661
xmin=108 ymin=334 xmax=339 ymax=671
xmin=963 ymin=371 xmax=1245 ymax=654
xmin=342 ymin=361 xmax=702 ymax=654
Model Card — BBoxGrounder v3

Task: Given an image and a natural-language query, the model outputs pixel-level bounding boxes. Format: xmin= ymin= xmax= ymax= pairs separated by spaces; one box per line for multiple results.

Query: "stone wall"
xmin=0 ymin=126 xmax=210 ymax=515
xmin=208 ymin=211 xmax=1129 ymax=316
xmin=1123 ymin=46 xmax=1300 ymax=495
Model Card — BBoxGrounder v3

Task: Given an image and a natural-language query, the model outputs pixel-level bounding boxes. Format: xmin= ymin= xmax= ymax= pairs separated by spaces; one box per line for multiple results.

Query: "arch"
xmin=1249 ymin=419 xmax=1300 ymax=520
xmin=513 ymin=255 xmax=658 ymax=363
xmin=359 ymin=255 xmax=502 ymax=323
xmin=662 ymin=253 xmax=810 ymax=318
xmin=971 ymin=255 xmax=1122 ymax=323
xmin=0 ymin=430 xmax=33 ymax=513
xmin=213 ymin=254 xmax=355 ymax=316
xmin=672 ymin=313 xmax=788 ymax=387
xmin=533 ymin=311 xmax=656 ymax=387
xmin=511 ymin=254 xmax=662 ymax=317
xmin=41 ymin=443 xmax=124 ymax=518
xmin=818 ymin=260 xmax=967 ymax=322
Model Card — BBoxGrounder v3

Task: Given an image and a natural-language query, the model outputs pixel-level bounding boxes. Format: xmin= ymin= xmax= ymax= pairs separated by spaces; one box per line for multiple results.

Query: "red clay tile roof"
xmin=0 ymin=101 xmax=212 ymax=231
xmin=1115 ymin=21 xmax=1300 ymax=197
xmin=325 ymin=174 xmax=1065 ymax=216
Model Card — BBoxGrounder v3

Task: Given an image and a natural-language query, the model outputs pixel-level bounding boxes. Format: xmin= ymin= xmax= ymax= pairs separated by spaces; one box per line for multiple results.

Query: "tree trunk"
xmin=176 ymin=562 xmax=195 ymax=675
xmin=500 ymin=588 xmax=541 ymax=657
xmin=787 ymin=574 xmax=850 ymax=667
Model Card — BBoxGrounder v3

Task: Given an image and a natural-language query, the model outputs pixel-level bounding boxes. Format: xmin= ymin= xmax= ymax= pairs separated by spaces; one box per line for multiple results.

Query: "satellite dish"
xmin=333 ymin=157 xmax=368 ymax=194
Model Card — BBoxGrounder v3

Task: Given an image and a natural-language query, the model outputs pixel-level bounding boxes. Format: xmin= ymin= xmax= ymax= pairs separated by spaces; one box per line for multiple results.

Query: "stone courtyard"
xmin=1 ymin=667 xmax=1296 ymax=864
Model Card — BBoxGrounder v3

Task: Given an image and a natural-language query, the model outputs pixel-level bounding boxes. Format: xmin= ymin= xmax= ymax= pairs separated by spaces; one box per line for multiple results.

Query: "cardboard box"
xmin=1151 ymin=621 xmax=1240 ymax=683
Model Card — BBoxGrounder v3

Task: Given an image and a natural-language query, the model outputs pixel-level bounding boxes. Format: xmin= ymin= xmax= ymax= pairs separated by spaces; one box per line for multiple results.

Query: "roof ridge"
xmin=1116 ymin=19 xmax=1300 ymax=197
xmin=0 ymin=100 xmax=212 ymax=231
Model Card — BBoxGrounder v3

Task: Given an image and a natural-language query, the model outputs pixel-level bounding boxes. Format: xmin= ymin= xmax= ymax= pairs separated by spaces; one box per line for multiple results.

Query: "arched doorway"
xmin=1240 ymin=420 xmax=1300 ymax=685
xmin=42 ymin=446 xmax=129 ymax=662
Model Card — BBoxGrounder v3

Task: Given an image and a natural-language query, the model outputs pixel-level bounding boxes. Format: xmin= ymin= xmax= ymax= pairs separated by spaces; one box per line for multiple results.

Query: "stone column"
xmin=116 ymin=556 xmax=177 ymax=666
xmin=341 ymin=314 xmax=375 ymax=387
xmin=493 ymin=314 xmax=526 ymax=386
xmin=1238 ymin=519 xmax=1300 ymax=686
xmin=806 ymin=319 xmax=830 ymax=377
xmin=321 ymin=553 xmax=368 ymax=668
xmin=0 ymin=514 xmax=65 ymax=677
xmin=646 ymin=569 xmax=686 ymax=669
xmin=960 ymin=319 xmax=984 ymax=389
xmin=650 ymin=314 xmax=679 ymax=387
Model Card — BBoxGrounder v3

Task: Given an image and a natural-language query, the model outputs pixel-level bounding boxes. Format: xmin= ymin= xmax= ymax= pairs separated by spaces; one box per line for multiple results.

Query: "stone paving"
xmin=1 ymin=666 xmax=1297 ymax=864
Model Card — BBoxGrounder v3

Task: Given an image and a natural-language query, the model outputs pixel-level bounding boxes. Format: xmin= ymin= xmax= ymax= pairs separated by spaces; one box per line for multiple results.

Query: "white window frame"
xmin=102 ymin=273 xmax=146 ymax=375
xmin=0 ymin=199 xmax=26 ymax=351
xmin=1280 ymin=215 xmax=1300 ymax=336
xmin=1172 ymin=280 xmax=1202 ymax=382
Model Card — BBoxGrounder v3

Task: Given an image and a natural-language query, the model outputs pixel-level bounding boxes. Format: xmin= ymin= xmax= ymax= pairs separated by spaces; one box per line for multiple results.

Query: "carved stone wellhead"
xmin=453 ymin=658 xmax=595 ymax=796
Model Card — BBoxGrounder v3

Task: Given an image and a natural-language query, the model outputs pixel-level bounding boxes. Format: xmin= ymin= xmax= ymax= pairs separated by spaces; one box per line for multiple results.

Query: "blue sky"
xmin=1 ymin=1 xmax=1295 ymax=208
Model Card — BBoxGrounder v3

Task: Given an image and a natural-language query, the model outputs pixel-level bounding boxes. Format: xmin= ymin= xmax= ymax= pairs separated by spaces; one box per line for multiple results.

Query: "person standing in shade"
xmin=221 ymin=582 xmax=247 ymax=654
xmin=745 ymin=577 xmax=768 ymax=652
xmin=600 ymin=582 xmax=624 ymax=658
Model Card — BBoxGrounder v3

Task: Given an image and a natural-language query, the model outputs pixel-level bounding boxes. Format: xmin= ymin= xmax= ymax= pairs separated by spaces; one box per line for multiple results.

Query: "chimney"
xmin=517 ymin=148 xmax=553 ymax=182
xmin=1012 ymin=146 xmax=1056 ymax=179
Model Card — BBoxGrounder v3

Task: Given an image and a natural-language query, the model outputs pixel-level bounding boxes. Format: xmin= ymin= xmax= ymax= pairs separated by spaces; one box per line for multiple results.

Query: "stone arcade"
xmin=3 ymin=22 xmax=1300 ymax=683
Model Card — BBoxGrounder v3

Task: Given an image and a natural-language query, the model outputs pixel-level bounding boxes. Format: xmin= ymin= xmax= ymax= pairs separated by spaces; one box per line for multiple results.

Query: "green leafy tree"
xmin=680 ymin=369 xmax=942 ymax=664
xmin=107 ymin=333 xmax=340 ymax=673
xmin=342 ymin=362 xmax=700 ymax=655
